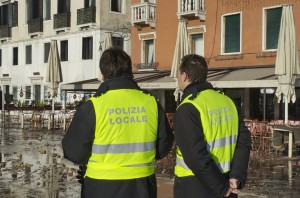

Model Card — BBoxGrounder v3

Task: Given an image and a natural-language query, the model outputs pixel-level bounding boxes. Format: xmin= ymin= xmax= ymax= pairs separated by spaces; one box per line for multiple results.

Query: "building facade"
xmin=130 ymin=0 xmax=300 ymax=120
xmin=0 ymin=0 xmax=131 ymax=109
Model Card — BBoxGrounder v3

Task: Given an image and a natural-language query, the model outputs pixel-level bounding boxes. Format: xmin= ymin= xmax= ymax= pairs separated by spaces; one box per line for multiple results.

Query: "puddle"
xmin=1 ymin=129 xmax=300 ymax=197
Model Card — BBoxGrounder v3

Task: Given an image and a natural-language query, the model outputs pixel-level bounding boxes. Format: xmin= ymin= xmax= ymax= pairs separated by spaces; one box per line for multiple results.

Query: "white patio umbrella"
xmin=170 ymin=20 xmax=191 ymax=102
xmin=103 ymin=32 xmax=112 ymax=50
xmin=170 ymin=20 xmax=191 ymax=78
xmin=275 ymin=5 xmax=300 ymax=124
xmin=46 ymin=40 xmax=63 ymax=113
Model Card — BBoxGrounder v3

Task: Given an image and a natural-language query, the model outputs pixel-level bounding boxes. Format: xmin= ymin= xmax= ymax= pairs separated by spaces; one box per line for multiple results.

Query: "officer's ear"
xmin=181 ymin=72 xmax=189 ymax=83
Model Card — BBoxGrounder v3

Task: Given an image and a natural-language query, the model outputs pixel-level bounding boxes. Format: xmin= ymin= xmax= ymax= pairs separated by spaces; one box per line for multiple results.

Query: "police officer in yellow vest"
xmin=62 ymin=47 xmax=174 ymax=198
xmin=173 ymin=54 xmax=251 ymax=198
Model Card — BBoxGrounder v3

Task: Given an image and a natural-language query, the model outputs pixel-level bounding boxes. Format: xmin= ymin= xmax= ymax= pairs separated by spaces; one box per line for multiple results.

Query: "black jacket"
xmin=173 ymin=82 xmax=251 ymax=198
xmin=62 ymin=78 xmax=174 ymax=198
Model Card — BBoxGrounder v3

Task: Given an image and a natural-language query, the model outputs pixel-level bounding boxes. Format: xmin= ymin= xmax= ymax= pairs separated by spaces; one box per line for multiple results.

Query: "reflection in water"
xmin=1 ymin=129 xmax=300 ymax=197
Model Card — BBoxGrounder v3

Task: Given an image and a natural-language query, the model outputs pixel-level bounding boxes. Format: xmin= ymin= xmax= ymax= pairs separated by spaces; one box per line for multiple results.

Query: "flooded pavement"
xmin=0 ymin=128 xmax=300 ymax=198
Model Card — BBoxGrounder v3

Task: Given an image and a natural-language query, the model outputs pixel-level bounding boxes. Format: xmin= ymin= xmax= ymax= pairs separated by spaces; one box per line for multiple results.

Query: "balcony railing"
xmin=131 ymin=2 xmax=156 ymax=28
xmin=135 ymin=62 xmax=158 ymax=71
xmin=0 ymin=25 xmax=11 ymax=38
xmin=177 ymin=0 xmax=206 ymax=21
xmin=28 ymin=18 xmax=43 ymax=34
xmin=77 ymin=6 xmax=96 ymax=25
xmin=54 ymin=12 xmax=71 ymax=29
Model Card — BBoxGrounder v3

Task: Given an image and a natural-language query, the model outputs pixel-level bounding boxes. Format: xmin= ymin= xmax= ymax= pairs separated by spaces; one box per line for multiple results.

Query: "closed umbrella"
xmin=275 ymin=5 xmax=300 ymax=124
xmin=274 ymin=5 xmax=300 ymax=158
xmin=170 ymin=20 xmax=191 ymax=102
xmin=170 ymin=20 xmax=191 ymax=78
xmin=103 ymin=32 xmax=112 ymax=50
xmin=46 ymin=40 xmax=63 ymax=113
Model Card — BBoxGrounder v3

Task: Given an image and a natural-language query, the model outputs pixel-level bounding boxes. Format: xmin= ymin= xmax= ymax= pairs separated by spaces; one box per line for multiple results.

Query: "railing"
xmin=135 ymin=62 xmax=158 ymax=70
xmin=77 ymin=6 xmax=96 ymax=25
xmin=54 ymin=12 xmax=71 ymax=29
xmin=0 ymin=25 xmax=11 ymax=38
xmin=177 ymin=0 xmax=206 ymax=21
xmin=28 ymin=18 xmax=43 ymax=34
xmin=131 ymin=2 xmax=156 ymax=27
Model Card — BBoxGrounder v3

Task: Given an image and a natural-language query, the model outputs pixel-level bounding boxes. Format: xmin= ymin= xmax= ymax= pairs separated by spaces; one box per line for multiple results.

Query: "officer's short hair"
xmin=99 ymin=47 xmax=133 ymax=80
xmin=179 ymin=54 xmax=208 ymax=83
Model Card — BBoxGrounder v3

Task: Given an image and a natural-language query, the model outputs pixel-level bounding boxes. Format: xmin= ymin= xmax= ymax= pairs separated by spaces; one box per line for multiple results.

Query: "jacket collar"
xmin=181 ymin=81 xmax=214 ymax=101
xmin=95 ymin=77 xmax=140 ymax=96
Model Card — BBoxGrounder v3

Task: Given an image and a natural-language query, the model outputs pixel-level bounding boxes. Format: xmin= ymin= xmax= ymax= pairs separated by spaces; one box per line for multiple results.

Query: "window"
xmin=26 ymin=45 xmax=32 ymax=64
xmin=13 ymin=86 xmax=18 ymax=100
xmin=143 ymin=39 xmax=154 ymax=64
xmin=44 ymin=85 xmax=49 ymax=100
xmin=112 ymin=36 xmax=124 ymax=50
xmin=44 ymin=42 xmax=50 ymax=63
xmin=13 ymin=47 xmax=18 ymax=65
xmin=191 ymin=33 xmax=204 ymax=56
xmin=0 ymin=49 xmax=2 ymax=66
xmin=82 ymin=37 xmax=93 ymax=60
xmin=27 ymin=0 xmax=43 ymax=21
xmin=222 ymin=13 xmax=241 ymax=54
xmin=34 ymin=85 xmax=41 ymax=102
xmin=25 ymin=86 xmax=31 ymax=100
xmin=0 ymin=4 xmax=8 ymax=25
xmin=84 ymin=0 xmax=95 ymax=8
xmin=111 ymin=0 xmax=122 ymax=12
xmin=57 ymin=0 xmax=70 ymax=13
xmin=60 ymin=40 xmax=68 ymax=61
xmin=264 ymin=7 xmax=282 ymax=50
xmin=44 ymin=0 xmax=51 ymax=20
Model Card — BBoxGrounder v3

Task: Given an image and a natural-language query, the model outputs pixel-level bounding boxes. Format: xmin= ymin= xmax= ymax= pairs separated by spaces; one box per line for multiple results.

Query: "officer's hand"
xmin=76 ymin=165 xmax=87 ymax=184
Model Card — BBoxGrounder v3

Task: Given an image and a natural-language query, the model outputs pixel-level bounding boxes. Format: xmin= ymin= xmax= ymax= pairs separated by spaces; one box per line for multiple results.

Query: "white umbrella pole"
xmin=285 ymin=95 xmax=293 ymax=158
xmin=284 ymin=95 xmax=288 ymax=124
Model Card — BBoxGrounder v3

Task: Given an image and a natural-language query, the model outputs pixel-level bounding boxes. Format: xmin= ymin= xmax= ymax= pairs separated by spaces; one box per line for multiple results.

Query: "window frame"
xmin=190 ymin=32 xmax=204 ymax=56
xmin=142 ymin=39 xmax=154 ymax=64
xmin=25 ymin=45 xmax=32 ymax=64
xmin=60 ymin=40 xmax=68 ymax=62
xmin=82 ymin=36 xmax=93 ymax=60
xmin=221 ymin=12 xmax=242 ymax=55
xmin=13 ymin=47 xmax=18 ymax=65
xmin=262 ymin=6 xmax=282 ymax=51
xmin=110 ymin=0 xmax=124 ymax=13
xmin=44 ymin=42 xmax=50 ymax=63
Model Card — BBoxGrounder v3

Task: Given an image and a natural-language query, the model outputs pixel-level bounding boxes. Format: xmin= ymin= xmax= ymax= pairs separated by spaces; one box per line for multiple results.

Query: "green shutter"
xmin=224 ymin=14 xmax=240 ymax=53
xmin=266 ymin=7 xmax=282 ymax=50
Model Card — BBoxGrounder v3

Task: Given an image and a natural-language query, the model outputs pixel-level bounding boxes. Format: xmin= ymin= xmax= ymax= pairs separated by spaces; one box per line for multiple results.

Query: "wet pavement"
xmin=0 ymin=128 xmax=300 ymax=198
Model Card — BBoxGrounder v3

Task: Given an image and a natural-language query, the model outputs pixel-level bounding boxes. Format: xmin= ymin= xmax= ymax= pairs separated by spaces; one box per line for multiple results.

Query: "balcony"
xmin=177 ymin=0 xmax=206 ymax=21
xmin=131 ymin=2 xmax=156 ymax=29
xmin=54 ymin=12 xmax=71 ymax=31
xmin=135 ymin=62 xmax=158 ymax=71
xmin=0 ymin=25 xmax=11 ymax=39
xmin=77 ymin=6 xmax=96 ymax=28
xmin=28 ymin=18 xmax=43 ymax=35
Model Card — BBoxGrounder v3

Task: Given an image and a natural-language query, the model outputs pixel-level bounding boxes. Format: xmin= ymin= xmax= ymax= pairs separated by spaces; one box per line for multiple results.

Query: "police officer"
xmin=173 ymin=54 xmax=251 ymax=198
xmin=62 ymin=47 xmax=174 ymax=198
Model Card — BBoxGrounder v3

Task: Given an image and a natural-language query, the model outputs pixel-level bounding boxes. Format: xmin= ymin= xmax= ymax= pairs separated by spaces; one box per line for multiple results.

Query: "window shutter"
xmin=66 ymin=0 xmax=70 ymax=12
xmin=27 ymin=0 xmax=33 ymax=22
xmin=45 ymin=0 xmax=51 ymax=20
xmin=266 ymin=7 xmax=282 ymax=50
xmin=39 ymin=0 xmax=43 ymax=18
xmin=12 ymin=2 xmax=18 ymax=27
xmin=224 ymin=14 xmax=240 ymax=53
xmin=8 ymin=3 xmax=13 ymax=27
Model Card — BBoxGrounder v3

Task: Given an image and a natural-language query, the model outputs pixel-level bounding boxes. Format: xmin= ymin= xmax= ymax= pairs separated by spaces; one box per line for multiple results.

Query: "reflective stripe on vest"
xmin=92 ymin=141 xmax=156 ymax=154
xmin=207 ymin=135 xmax=238 ymax=151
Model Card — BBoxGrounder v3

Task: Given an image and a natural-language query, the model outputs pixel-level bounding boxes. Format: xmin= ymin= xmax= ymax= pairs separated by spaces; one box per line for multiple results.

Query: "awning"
xmin=60 ymin=71 xmax=172 ymax=91
xmin=60 ymin=66 xmax=300 ymax=91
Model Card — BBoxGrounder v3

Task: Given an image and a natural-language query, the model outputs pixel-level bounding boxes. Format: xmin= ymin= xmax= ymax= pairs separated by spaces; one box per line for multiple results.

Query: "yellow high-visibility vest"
xmin=86 ymin=89 xmax=158 ymax=180
xmin=175 ymin=89 xmax=239 ymax=177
